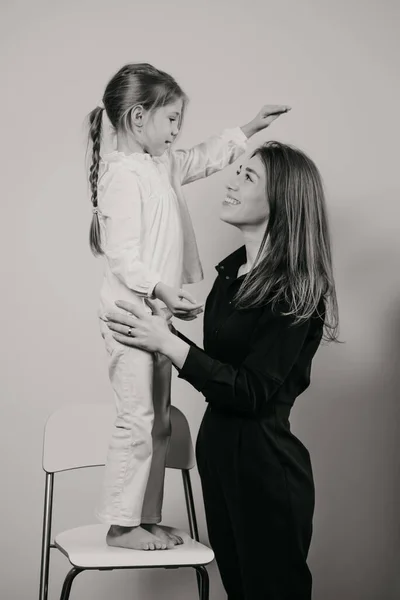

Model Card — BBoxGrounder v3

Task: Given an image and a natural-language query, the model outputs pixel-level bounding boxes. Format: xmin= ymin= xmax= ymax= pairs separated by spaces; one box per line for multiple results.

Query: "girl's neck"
xmin=116 ymin=133 xmax=146 ymax=156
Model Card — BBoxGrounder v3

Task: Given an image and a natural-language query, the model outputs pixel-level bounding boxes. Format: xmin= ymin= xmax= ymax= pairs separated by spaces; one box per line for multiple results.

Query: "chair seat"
xmin=55 ymin=524 xmax=214 ymax=569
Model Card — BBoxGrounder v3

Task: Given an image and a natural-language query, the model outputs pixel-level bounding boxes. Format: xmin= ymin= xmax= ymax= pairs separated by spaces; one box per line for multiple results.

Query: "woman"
xmin=104 ymin=141 xmax=339 ymax=600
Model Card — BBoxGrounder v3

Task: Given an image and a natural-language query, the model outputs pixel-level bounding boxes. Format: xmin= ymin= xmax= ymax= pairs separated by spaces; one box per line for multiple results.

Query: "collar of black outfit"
xmin=215 ymin=245 xmax=247 ymax=280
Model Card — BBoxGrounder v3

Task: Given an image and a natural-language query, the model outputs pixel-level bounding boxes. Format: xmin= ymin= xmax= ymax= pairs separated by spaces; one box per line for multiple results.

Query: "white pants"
xmin=96 ymin=325 xmax=172 ymax=526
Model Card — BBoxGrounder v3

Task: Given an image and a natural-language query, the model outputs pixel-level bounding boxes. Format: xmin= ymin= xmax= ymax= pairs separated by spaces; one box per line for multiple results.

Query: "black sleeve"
xmin=174 ymin=328 xmax=201 ymax=349
xmin=177 ymin=309 xmax=313 ymax=416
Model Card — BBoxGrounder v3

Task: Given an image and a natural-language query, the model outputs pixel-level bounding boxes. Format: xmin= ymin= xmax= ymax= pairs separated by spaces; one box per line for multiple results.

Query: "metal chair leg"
xmin=59 ymin=567 xmax=83 ymax=600
xmin=183 ymin=470 xmax=202 ymax=594
xmin=195 ymin=570 xmax=202 ymax=597
xmin=194 ymin=565 xmax=209 ymax=600
xmin=39 ymin=473 xmax=54 ymax=600
xmin=182 ymin=470 xmax=200 ymax=541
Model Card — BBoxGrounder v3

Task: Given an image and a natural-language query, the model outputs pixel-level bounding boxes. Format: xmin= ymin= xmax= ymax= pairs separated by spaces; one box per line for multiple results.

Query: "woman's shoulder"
xmin=255 ymin=295 xmax=325 ymax=332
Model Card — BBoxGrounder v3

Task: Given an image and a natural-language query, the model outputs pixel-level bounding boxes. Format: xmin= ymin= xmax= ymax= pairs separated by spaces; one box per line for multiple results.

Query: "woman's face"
xmin=220 ymin=154 xmax=269 ymax=230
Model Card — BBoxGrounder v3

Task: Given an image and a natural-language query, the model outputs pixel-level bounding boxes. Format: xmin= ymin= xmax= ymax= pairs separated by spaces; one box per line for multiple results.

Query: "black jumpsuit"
xmin=176 ymin=246 xmax=325 ymax=600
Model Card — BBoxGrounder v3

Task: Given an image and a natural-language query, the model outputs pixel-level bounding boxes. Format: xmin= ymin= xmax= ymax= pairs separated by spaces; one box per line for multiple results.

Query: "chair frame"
xmin=38 ymin=408 xmax=210 ymax=600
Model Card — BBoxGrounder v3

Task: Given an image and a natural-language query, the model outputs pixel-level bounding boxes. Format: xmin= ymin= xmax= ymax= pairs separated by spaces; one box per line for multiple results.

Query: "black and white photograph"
xmin=1 ymin=1 xmax=399 ymax=599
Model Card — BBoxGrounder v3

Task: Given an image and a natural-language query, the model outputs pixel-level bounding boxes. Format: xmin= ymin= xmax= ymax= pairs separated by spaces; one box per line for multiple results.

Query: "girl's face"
xmin=220 ymin=154 xmax=269 ymax=230
xmin=141 ymin=98 xmax=183 ymax=156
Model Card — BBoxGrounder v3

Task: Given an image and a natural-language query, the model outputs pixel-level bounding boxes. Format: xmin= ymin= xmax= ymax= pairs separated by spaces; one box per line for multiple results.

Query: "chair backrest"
xmin=42 ymin=404 xmax=195 ymax=473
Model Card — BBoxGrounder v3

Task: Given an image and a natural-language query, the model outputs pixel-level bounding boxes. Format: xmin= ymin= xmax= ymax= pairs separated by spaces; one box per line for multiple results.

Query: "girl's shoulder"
xmin=101 ymin=150 xmax=155 ymax=179
xmin=97 ymin=154 xmax=154 ymax=209
xmin=99 ymin=151 xmax=156 ymax=197
xmin=99 ymin=151 xmax=174 ymax=201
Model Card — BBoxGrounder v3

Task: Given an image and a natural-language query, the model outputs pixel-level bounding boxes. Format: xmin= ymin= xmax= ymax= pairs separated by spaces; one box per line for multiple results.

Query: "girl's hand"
xmin=153 ymin=282 xmax=203 ymax=317
xmin=146 ymin=299 xmax=203 ymax=322
xmin=175 ymin=306 xmax=203 ymax=321
xmin=155 ymin=300 xmax=203 ymax=322
xmin=241 ymin=104 xmax=291 ymax=138
xmin=105 ymin=300 xmax=172 ymax=353
xmin=158 ymin=305 xmax=173 ymax=324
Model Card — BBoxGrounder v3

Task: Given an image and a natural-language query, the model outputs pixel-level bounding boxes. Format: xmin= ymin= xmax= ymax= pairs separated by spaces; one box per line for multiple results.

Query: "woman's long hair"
xmin=234 ymin=141 xmax=339 ymax=342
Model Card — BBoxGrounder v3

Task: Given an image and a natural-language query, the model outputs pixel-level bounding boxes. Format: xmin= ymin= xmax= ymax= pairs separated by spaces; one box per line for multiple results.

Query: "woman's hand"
xmin=106 ymin=299 xmax=192 ymax=368
xmin=241 ymin=104 xmax=291 ymax=138
xmin=153 ymin=282 xmax=203 ymax=319
xmin=105 ymin=300 xmax=172 ymax=353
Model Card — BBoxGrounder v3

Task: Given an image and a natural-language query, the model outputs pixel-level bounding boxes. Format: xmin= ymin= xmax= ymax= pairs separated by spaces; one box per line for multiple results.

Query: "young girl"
xmin=87 ymin=62 xmax=289 ymax=551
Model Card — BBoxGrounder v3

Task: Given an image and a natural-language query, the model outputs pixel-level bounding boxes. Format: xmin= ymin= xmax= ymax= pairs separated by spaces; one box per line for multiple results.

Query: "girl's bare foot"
xmin=106 ymin=525 xmax=167 ymax=550
xmin=142 ymin=524 xmax=184 ymax=547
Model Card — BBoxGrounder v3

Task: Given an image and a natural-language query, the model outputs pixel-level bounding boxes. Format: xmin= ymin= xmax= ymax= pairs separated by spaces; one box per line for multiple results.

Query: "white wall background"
xmin=1 ymin=0 xmax=399 ymax=598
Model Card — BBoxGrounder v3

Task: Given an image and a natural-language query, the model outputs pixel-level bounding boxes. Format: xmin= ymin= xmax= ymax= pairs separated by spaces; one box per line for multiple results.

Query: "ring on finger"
xmin=127 ymin=327 xmax=132 ymax=337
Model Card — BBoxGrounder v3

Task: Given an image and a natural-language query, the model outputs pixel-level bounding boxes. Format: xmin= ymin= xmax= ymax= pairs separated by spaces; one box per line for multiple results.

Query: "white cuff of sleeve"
xmin=148 ymin=276 xmax=162 ymax=299
xmin=224 ymin=127 xmax=249 ymax=146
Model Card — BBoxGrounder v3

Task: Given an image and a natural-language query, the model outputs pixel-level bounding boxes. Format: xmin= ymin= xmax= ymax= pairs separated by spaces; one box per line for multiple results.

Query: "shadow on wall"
xmin=382 ymin=294 xmax=400 ymax=598
xmin=302 ymin=197 xmax=400 ymax=600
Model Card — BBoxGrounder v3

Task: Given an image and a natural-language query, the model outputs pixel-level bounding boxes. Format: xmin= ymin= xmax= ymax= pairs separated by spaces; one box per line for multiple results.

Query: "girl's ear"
xmin=131 ymin=105 xmax=144 ymax=128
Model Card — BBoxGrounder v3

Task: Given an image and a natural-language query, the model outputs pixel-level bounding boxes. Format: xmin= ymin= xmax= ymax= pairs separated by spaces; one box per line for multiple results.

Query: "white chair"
xmin=38 ymin=404 xmax=214 ymax=600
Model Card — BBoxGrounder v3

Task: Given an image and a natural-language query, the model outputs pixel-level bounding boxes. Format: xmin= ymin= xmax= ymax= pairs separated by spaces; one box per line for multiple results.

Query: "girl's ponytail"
xmin=88 ymin=106 xmax=104 ymax=256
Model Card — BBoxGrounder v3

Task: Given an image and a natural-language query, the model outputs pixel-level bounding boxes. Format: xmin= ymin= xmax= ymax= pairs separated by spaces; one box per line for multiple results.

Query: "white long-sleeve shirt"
xmin=96 ymin=127 xmax=248 ymax=317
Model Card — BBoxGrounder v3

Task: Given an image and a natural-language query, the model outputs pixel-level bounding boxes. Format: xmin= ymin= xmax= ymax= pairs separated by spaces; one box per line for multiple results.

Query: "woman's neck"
xmin=239 ymin=231 xmax=264 ymax=275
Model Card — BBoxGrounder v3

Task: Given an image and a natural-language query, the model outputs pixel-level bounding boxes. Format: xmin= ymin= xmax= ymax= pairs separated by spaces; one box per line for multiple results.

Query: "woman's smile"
xmin=223 ymin=194 xmax=241 ymax=206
